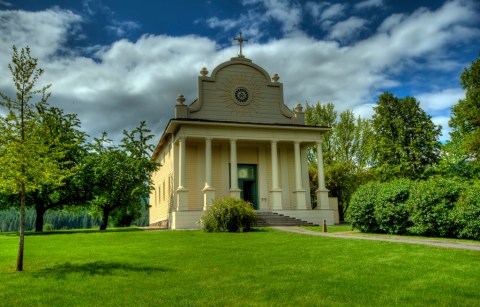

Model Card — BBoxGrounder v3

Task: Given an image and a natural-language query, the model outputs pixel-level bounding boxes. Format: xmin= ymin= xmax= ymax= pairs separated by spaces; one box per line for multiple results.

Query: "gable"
xmin=184 ymin=57 xmax=300 ymax=125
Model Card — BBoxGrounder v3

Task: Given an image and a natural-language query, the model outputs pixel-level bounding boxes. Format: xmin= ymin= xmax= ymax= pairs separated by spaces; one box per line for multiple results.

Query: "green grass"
xmin=1 ymin=228 xmax=480 ymax=306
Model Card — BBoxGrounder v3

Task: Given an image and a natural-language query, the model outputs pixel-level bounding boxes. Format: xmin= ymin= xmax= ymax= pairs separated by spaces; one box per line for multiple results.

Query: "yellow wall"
xmin=149 ymin=142 xmax=174 ymax=225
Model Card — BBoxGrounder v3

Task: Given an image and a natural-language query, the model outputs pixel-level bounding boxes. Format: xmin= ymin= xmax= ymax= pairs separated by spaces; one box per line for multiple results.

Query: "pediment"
xmin=184 ymin=56 xmax=300 ymax=125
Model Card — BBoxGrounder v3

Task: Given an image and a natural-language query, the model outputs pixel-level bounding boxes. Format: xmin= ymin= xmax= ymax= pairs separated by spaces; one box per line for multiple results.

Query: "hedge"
xmin=348 ymin=177 xmax=480 ymax=240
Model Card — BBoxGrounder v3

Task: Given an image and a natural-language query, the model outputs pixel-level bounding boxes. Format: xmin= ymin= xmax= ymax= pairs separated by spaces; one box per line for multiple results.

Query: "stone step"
xmin=256 ymin=212 xmax=318 ymax=227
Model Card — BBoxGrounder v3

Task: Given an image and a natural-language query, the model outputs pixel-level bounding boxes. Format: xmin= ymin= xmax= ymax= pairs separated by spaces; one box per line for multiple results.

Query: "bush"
xmin=199 ymin=197 xmax=257 ymax=232
xmin=453 ymin=181 xmax=480 ymax=240
xmin=43 ymin=223 xmax=54 ymax=232
xmin=406 ymin=177 xmax=466 ymax=237
xmin=374 ymin=179 xmax=412 ymax=234
xmin=347 ymin=182 xmax=380 ymax=233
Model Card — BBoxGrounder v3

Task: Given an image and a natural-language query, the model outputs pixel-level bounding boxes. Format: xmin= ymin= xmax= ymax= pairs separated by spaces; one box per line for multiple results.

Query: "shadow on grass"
xmin=35 ymin=261 xmax=172 ymax=279
xmin=25 ymin=227 xmax=143 ymax=236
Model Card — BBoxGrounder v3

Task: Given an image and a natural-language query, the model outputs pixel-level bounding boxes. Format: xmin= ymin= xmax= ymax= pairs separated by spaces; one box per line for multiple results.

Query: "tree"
xmin=305 ymin=102 xmax=337 ymax=164
xmin=372 ymin=92 xmax=442 ymax=181
xmin=0 ymin=46 xmax=72 ymax=271
xmin=86 ymin=122 xmax=158 ymax=230
xmin=28 ymin=105 xmax=90 ymax=231
xmin=305 ymin=102 xmax=375 ymax=220
xmin=448 ymin=52 xmax=480 ymax=176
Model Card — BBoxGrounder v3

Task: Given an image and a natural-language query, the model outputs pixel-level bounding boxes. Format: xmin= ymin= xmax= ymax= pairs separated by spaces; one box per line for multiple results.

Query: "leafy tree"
xmin=28 ymin=105 xmax=90 ymax=231
xmin=306 ymin=102 xmax=375 ymax=220
xmin=372 ymin=92 xmax=442 ymax=181
xmin=305 ymin=102 xmax=337 ymax=164
xmin=0 ymin=46 xmax=72 ymax=271
xmin=86 ymin=122 xmax=158 ymax=230
xmin=448 ymin=52 xmax=480 ymax=176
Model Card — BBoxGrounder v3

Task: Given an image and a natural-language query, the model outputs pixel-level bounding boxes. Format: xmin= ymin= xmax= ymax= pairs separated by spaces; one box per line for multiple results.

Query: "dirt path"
xmin=271 ymin=226 xmax=480 ymax=251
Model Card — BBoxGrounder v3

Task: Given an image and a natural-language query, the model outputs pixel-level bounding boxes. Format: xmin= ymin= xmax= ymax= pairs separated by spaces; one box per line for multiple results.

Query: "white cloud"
xmin=259 ymin=0 xmax=302 ymax=33
xmin=0 ymin=9 xmax=82 ymax=60
xmin=106 ymin=20 xmax=141 ymax=37
xmin=205 ymin=17 xmax=239 ymax=31
xmin=0 ymin=1 xmax=12 ymax=7
xmin=432 ymin=115 xmax=452 ymax=142
xmin=320 ymin=3 xmax=348 ymax=21
xmin=0 ymin=0 xmax=478 ymax=144
xmin=207 ymin=0 xmax=302 ymax=36
xmin=417 ymin=88 xmax=465 ymax=113
xmin=354 ymin=0 xmax=384 ymax=10
xmin=416 ymin=88 xmax=465 ymax=142
xmin=328 ymin=16 xmax=368 ymax=41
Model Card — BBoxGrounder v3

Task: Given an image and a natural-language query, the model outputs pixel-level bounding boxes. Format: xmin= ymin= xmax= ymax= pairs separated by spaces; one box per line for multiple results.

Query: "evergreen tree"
xmin=372 ymin=92 xmax=442 ymax=181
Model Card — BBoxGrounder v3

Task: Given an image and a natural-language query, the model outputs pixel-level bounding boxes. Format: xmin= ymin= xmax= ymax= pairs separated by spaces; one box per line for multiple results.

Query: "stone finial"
xmin=294 ymin=103 xmax=303 ymax=113
xmin=200 ymin=67 xmax=208 ymax=77
xmin=272 ymin=73 xmax=280 ymax=82
xmin=176 ymin=94 xmax=185 ymax=105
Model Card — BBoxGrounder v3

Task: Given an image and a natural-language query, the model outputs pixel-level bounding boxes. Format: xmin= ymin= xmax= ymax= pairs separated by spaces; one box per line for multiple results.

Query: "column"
xmin=270 ymin=140 xmax=282 ymax=210
xmin=178 ymin=137 xmax=186 ymax=189
xmin=203 ymin=137 xmax=215 ymax=210
xmin=293 ymin=141 xmax=307 ymax=209
xmin=316 ymin=139 xmax=330 ymax=210
xmin=176 ymin=136 xmax=188 ymax=211
xmin=229 ymin=139 xmax=241 ymax=198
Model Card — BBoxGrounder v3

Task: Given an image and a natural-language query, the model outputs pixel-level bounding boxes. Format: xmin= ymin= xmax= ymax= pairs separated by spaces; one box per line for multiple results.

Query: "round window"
xmin=233 ymin=87 xmax=251 ymax=105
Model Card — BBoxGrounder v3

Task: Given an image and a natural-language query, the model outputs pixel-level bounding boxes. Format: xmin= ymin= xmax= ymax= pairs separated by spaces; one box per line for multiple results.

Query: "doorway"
xmin=237 ymin=164 xmax=258 ymax=209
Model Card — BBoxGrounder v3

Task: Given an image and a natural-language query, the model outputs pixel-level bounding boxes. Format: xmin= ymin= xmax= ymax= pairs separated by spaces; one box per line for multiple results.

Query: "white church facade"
xmin=149 ymin=37 xmax=338 ymax=229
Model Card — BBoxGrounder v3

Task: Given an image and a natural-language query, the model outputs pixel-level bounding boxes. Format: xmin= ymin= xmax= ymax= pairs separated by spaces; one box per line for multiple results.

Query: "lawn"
xmin=1 ymin=228 xmax=479 ymax=306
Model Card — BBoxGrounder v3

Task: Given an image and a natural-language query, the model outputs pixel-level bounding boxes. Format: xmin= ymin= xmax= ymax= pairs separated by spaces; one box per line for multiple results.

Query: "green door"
xmin=237 ymin=164 xmax=258 ymax=209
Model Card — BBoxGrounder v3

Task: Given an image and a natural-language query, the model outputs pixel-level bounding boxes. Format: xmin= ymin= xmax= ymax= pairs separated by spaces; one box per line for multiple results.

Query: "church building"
xmin=149 ymin=33 xmax=338 ymax=229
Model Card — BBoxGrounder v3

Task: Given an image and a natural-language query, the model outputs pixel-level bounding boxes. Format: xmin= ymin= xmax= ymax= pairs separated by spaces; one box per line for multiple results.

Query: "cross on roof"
xmin=233 ymin=32 xmax=248 ymax=57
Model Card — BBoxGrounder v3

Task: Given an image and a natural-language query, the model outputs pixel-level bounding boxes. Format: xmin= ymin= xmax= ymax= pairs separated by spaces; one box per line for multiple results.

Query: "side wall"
xmin=149 ymin=142 xmax=174 ymax=226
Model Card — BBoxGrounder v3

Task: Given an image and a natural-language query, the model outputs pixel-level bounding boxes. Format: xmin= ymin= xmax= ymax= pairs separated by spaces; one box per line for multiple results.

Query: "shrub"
xmin=374 ymin=179 xmax=412 ymax=234
xmin=43 ymin=223 xmax=54 ymax=232
xmin=199 ymin=197 xmax=257 ymax=232
xmin=406 ymin=177 xmax=466 ymax=237
xmin=347 ymin=182 xmax=380 ymax=232
xmin=452 ymin=181 xmax=480 ymax=240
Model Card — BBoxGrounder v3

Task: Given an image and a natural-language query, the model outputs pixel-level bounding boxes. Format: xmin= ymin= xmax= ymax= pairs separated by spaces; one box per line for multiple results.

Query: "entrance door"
xmin=237 ymin=164 xmax=258 ymax=209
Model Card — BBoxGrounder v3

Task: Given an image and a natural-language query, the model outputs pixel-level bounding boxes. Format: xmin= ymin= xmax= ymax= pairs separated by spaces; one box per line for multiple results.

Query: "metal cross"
xmin=233 ymin=32 xmax=248 ymax=57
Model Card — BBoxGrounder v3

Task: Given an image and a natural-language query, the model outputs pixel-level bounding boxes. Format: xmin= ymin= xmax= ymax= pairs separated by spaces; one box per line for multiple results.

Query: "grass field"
xmin=1 ymin=228 xmax=480 ymax=306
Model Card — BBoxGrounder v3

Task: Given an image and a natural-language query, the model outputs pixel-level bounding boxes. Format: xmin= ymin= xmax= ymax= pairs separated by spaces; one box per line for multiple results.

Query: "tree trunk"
xmin=35 ymin=204 xmax=46 ymax=232
xmin=17 ymin=182 xmax=25 ymax=272
xmin=99 ymin=208 xmax=109 ymax=231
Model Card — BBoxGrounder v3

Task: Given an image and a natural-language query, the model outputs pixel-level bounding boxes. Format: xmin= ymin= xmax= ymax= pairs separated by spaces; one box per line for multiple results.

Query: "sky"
xmin=0 ymin=0 xmax=479 ymax=144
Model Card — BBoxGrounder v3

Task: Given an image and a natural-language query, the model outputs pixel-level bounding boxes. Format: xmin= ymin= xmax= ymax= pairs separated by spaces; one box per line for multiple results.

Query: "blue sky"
xmin=0 ymin=0 xmax=479 ymax=142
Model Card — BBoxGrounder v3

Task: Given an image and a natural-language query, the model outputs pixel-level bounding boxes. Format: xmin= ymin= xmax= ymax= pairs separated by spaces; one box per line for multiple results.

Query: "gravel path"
xmin=271 ymin=226 xmax=480 ymax=251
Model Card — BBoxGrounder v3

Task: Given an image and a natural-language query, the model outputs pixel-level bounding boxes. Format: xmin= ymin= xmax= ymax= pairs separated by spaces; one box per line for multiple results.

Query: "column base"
xmin=293 ymin=189 xmax=307 ymax=209
xmin=270 ymin=189 xmax=283 ymax=210
xmin=176 ymin=188 xmax=189 ymax=211
xmin=229 ymin=188 xmax=242 ymax=199
xmin=203 ymin=187 xmax=216 ymax=210
xmin=316 ymin=188 xmax=330 ymax=210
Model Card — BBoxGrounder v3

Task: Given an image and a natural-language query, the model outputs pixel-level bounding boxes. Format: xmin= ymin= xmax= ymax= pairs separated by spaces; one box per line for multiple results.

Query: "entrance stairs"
xmin=256 ymin=212 xmax=318 ymax=227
